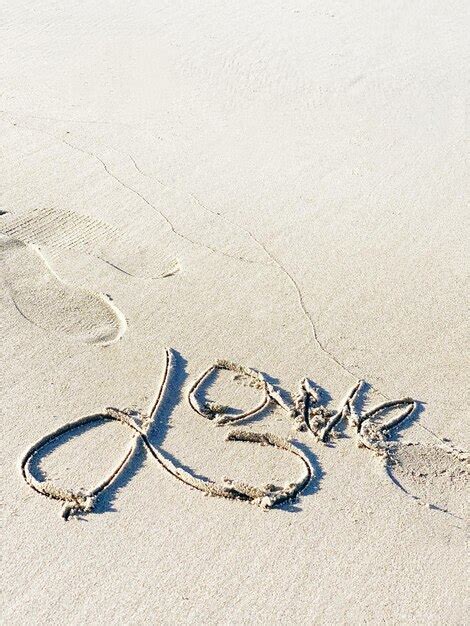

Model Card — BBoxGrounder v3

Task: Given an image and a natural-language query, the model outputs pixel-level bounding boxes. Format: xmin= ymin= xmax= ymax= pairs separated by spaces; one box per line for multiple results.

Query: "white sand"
xmin=1 ymin=1 xmax=468 ymax=624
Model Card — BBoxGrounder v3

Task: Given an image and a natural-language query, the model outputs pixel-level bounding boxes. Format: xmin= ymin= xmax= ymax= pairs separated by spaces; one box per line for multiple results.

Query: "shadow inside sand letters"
xmin=23 ymin=350 xmax=323 ymax=519
xmin=21 ymin=350 xmax=467 ymax=522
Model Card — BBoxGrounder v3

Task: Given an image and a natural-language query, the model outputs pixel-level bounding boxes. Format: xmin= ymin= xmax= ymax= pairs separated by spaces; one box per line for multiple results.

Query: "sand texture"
xmin=1 ymin=2 xmax=469 ymax=624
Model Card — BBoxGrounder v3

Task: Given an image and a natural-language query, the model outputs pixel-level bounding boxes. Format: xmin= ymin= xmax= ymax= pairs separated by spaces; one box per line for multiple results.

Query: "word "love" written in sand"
xmin=20 ymin=349 xmax=426 ymax=520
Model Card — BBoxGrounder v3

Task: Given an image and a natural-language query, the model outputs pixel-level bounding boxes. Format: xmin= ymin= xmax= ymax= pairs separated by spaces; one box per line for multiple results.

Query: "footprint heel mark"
xmin=1 ymin=236 xmax=127 ymax=345
xmin=0 ymin=207 xmax=179 ymax=280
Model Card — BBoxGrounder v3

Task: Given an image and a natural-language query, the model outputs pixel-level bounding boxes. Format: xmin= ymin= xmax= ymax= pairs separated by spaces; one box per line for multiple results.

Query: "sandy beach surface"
xmin=1 ymin=2 xmax=468 ymax=624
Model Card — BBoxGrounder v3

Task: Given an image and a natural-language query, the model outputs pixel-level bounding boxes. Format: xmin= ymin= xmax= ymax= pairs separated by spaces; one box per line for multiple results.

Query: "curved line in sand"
xmin=188 ymin=359 xmax=272 ymax=426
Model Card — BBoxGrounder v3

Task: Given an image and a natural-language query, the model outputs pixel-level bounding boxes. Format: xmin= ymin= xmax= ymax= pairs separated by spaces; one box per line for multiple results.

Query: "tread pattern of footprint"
xmin=1 ymin=235 xmax=127 ymax=345
xmin=0 ymin=207 xmax=179 ymax=279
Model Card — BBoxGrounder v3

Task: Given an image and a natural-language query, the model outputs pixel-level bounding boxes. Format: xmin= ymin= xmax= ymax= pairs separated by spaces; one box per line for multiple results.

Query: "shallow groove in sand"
xmin=20 ymin=349 xmax=314 ymax=519
xmin=0 ymin=116 xmax=259 ymax=266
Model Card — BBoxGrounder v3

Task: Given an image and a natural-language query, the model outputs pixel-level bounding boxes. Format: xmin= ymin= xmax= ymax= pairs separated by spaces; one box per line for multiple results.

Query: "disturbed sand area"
xmin=1 ymin=1 xmax=469 ymax=624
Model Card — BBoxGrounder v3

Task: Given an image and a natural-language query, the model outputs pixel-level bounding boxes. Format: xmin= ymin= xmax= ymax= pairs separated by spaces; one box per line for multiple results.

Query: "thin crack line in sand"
xmin=172 ymin=188 xmax=447 ymax=446
xmin=189 ymin=195 xmax=364 ymax=375
xmin=127 ymin=158 xmax=349 ymax=367
xmin=70 ymin=145 xmax=262 ymax=267
xmin=0 ymin=116 xmax=261 ymax=267
xmin=126 ymin=159 xmax=334 ymax=346
xmin=126 ymin=154 xmax=266 ymax=267
xmin=129 ymin=157 xmax=370 ymax=390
